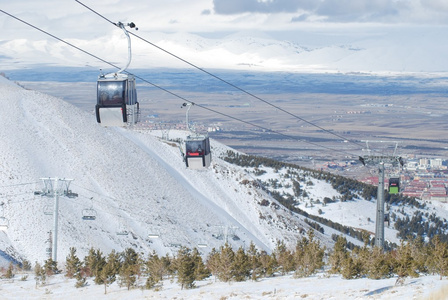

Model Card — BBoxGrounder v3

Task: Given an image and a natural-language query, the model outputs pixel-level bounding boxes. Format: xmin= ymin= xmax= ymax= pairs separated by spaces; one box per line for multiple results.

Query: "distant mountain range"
xmin=2 ymin=29 xmax=448 ymax=74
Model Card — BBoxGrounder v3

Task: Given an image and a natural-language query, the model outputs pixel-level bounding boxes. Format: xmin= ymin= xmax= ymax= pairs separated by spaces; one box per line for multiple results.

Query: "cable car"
xmin=185 ymin=135 xmax=211 ymax=169
xmin=96 ymin=73 xmax=139 ymax=126
xmin=388 ymin=177 xmax=400 ymax=194
xmin=182 ymin=103 xmax=212 ymax=169
xmin=95 ymin=22 xmax=139 ymax=127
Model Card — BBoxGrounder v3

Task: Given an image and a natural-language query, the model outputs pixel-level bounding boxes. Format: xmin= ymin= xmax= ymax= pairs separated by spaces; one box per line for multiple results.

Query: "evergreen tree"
xmin=206 ymin=248 xmax=221 ymax=280
xmin=44 ymin=258 xmax=59 ymax=276
xmin=409 ymin=237 xmax=429 ymax=274
xmin=5 ymin=262 xmax=14 ymax=279
xmin=340 ymin=256 xmax=363 ymax=279
xmin=258 ymin=251 xmax=277 ymax=277
xmin=247 ymin=242 xmax=263 ymax=281
xmin=328 ymin=235 xmax=348 ymax=274
xmin=428 ymin=235 xmax=448 ymax=280
xmin=65 ymin=247 xmax=82 ymax=279
xmin=34 ymin=262 xmax=46 ymax=287
xmin=294 ymin=230 xmax=325 ymax=278
xmin=351 ymin=243 xmax=370 ymax=278
xmin=394 ymin=240 xmax=419 ymax=283
xmin=99 ymin=260 xmax=117 ymax=294
xmin=274 ymin=240 xmax=295 ymax=275
xmin=21 ymin=259 xmax=32 ymax=271
xmin=175 ymin=247 xmax=196 ymax=289
xmin=119 ymin=248 xmax=140 ymax=290
xmin=366 ymin=247 xmax=393 ymax=279
xmin=145 ymin=251 xmax=164 ymax=289
xmin=84 ymin=247 xmax=106 ymax=280
xmin=191 ymin=248 xmax=210 ymax=281
xmin=216 ymin=243 xmax=235 ymax=282
xmin=232 ymin=247 xmax=250 ymax=282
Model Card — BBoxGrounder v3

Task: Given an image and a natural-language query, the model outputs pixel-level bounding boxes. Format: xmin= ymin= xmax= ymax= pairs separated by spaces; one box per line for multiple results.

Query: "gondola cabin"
xmin=388 ymin=177 xmax=400 ymax=194
xmin=185 ymin=135 xmax=211 ymax=169
xmin=96 ymin=73 xmax=139 ymax=127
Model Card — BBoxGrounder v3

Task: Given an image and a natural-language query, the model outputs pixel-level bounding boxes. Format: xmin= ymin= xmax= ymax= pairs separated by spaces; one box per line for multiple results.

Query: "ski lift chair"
xmin=82 ymin=208 xmax=97 ymax=221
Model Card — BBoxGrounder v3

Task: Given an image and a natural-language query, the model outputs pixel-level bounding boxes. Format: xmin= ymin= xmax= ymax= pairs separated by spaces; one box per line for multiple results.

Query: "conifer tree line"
xmin=3 ymin=230 xmax=448 ymax=292
xmin=223 ymin=151 xmax=448 ymax=243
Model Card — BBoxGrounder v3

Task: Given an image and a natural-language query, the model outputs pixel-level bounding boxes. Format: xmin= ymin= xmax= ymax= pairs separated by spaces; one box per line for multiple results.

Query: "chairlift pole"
xmin=52 ymin=177 xmax=60 ymax=262
xmin=37 ymin=177 xmax=75 ymax=262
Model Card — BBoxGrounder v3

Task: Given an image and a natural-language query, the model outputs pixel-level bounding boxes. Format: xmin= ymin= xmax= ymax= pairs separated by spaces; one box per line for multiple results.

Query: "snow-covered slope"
xmin=0 ymin=75 xmax=314 ymax=265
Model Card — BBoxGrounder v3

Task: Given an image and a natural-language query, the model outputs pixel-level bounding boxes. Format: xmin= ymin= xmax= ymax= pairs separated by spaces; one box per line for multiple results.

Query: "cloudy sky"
xmin=2 ymin=0 xmax=448 ymax=40
xmin=1 ymin=0 xmax=448 ymax=72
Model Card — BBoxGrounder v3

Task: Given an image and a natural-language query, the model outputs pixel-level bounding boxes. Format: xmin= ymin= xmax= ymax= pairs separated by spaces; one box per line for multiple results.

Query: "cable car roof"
xmin=99 ymin=72 xmax=131 ymax=81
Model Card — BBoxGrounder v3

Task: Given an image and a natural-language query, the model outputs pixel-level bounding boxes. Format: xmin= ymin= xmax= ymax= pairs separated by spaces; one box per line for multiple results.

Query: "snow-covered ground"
xmin=0 ymin=272 xmax=446 ymax=300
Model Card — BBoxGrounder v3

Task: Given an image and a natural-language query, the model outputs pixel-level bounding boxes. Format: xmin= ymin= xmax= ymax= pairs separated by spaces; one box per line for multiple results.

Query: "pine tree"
xmin=351 ymin=244 xmax=370 ymax=278
xmin=258 ymin=251 xmax=277 ymax=277
xmin=429 ymin=235 xmax=448 ymax=280
xmin=366 ymin=247 xmax=393 ymax=279
xmin=100 ymin=261 xmax=116 ymax=294
xmin=294 ymin=230 xmax=325 ymax=278
xmin=21 ymin=259 xmax=32 ymax=271
xmin=394 ymin=240 xmax=419 ymax=284
xmin=119 ymin=248 xmax=140 ymax=290
xmin=175 ymin=247 xmax=196 ymax=289
xmin=409 ymin=236 xmax=429 ymax=274
xmin=5 ymin=262 xmax=14 ymax=279
xmin=340 ymin=255 xmax=362 ymax=279
xmin=231 ymin=247 xmax=250 ymax=281
xmin=274 ymin=240 xmax=295 ymax=275
xmin=84 ymin=247 xmax=106 ymax=280
xmin=328 ymin=235 xmax=348 ymax=274
xmin=95 ymin=250 xmax=121 ymax=293
xmin=34 ymin=262 xmax=46 ymax=287
xmin=145 ymin=251 xmax=165 ymax=289
xmin=217 ymin=243 xmax=235 ymax=282
xmin=44 ymin=258 xmax=59 ymax=276
xmin=247 ymin=242 xmax=263 ymax=281
xmin=206 ymin=248 xmax=221 ymax=280
xmin=65 ymin=247 xmax=82 ymax=279
xmin=191 ymin=248 xmax=210 ymax=281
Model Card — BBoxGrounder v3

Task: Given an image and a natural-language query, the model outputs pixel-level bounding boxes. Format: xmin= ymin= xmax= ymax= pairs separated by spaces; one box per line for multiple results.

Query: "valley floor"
xmin=0 ymin=272 xmax=446 ymax=300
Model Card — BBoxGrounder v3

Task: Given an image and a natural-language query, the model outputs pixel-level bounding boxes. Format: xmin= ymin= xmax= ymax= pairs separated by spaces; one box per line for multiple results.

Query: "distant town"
xmin=359 ymin=157 xmax=447 ymax=202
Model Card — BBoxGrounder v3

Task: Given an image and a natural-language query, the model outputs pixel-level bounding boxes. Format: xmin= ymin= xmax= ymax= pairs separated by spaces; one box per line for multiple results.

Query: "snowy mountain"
xmin=0 ymin=75 xmax=319 ymax=266
xmin=2 ymin=28 xmax=448 ymax=74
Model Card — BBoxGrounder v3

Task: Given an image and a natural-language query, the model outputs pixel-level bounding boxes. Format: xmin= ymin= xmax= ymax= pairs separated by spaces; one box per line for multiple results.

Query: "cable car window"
xmin=97 ymin=81 xmax=126 ymax=106
xmin=186 ymin=140 xmax=205 ymax=155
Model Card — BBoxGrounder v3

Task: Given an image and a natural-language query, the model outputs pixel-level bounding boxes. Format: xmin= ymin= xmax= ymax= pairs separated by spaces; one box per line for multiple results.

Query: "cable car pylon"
xmin=359 ymin=141 xmax=405 ymax=249
xmin=182 ymin=103 xmax=212 ymax=169
xmin=96 ymin=21 xmax=139 ymax=127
